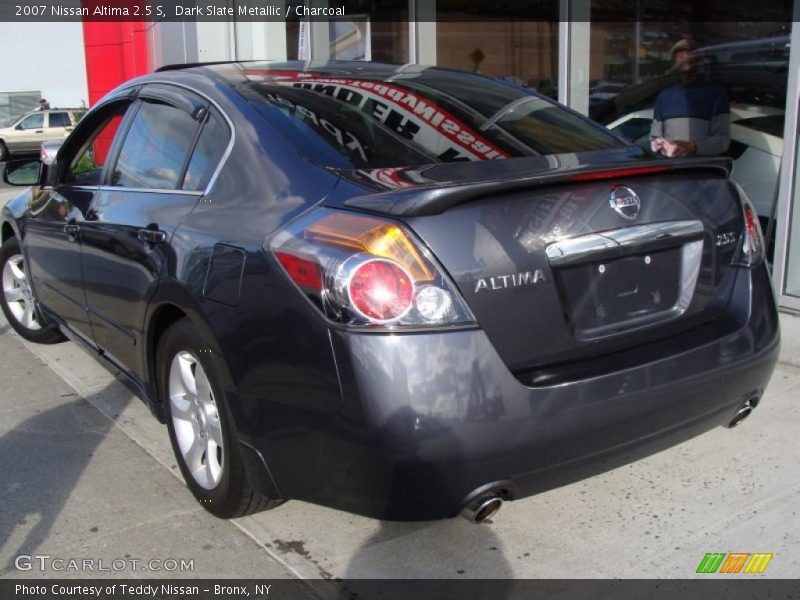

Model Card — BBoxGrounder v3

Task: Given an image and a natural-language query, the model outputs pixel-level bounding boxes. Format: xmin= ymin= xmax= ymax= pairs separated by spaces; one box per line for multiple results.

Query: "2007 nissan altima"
xmin=0 ymin=61 xmax=779 ymax=523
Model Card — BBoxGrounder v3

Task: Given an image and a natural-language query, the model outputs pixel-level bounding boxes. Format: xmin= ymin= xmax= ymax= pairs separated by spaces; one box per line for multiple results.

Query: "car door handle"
xmin=137 ymin=228 xmax=167 ymax=245
xmin=64 ymin=223 xmax=80 ymax=240
xmin=34 ymin=130 xmax=43 ymax=133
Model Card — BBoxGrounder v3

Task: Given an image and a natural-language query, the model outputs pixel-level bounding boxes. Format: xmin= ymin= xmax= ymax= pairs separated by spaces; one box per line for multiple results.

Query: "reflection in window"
xmin=48 ymin=112 xmax=71 ymax=128
xmin=246 ymin=66 xmax=622 ymax=170
xmin=64 ymin=107 xmax=126 ymax=187
xmin=19 ymin=113 xmax=43 ymax=129
xmin=111 ymin=101 xmax=199 ymax=190
xmin=182 ymin=109 xmax=229 ymax=191
xmin=435 ymin=20 xmax=559 ymax=100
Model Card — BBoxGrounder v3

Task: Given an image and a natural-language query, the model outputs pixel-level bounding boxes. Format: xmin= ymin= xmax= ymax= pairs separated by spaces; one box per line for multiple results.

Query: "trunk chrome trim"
xmin=546 ymin=220 xmax=704 ymax=267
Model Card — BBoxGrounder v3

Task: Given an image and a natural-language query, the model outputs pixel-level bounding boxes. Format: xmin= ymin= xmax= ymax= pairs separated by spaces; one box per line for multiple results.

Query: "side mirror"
xmin=3 ymin=159 xmax=45 ymax=187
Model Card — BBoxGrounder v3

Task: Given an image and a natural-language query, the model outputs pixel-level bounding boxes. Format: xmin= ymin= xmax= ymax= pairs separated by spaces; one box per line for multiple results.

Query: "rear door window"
xmin=48 ymin=112 xmax=72 ymax=128
xmin=109 ymin=100 xmax=201 ymax=190
xmin=181 ymin=108 xmax=230 ymax=191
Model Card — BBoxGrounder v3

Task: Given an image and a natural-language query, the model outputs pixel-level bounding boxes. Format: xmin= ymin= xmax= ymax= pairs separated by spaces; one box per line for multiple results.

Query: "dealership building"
xmin=2 ymin=0 xmax=800 ymax=311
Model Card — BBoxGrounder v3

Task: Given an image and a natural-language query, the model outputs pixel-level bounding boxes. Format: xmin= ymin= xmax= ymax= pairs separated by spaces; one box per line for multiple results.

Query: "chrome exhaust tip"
xmin=460 ymin=495 xmax=503 ymax=524
xmin=726 ymin=396 xmax=760 ymax=428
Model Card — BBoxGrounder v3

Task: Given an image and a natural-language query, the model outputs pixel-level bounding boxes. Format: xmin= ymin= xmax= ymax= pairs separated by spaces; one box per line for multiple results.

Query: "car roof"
xmin=156 ymin=59 xmax=438 ymax=82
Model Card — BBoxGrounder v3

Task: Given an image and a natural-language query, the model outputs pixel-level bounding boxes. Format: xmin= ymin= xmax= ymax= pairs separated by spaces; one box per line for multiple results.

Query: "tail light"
xmin=733 ymin=186 xmax=765 ymax=267
xmin=269 ymin=209 xmax=474 ymax=328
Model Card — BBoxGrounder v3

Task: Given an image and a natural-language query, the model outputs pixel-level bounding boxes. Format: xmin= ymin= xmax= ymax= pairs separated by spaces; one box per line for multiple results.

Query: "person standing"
xmin=37 ymin=98 xmax=51 ymax=111
xmin=650 ymin=39 xmax=730 ymax=157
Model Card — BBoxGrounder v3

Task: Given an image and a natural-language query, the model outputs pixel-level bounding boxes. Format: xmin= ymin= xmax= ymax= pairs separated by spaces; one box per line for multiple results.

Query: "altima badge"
xmin=609 ymin=186 xmax=641 ymax=220
xmin=475 ymin=270 xmax=546 ymax=293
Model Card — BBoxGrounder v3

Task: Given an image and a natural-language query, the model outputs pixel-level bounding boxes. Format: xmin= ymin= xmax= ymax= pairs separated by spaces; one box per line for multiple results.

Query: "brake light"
xmin=567 ymin=165 xmax=669 ymax=182
xmin=733 ymin=188 xmax=765 ymax=267
xmin=269 ymin=209 xmax=474 ymax=328
xmin=344 ymin=258 xmax=413 ymax=322
xmin=275 ymin=252 xmax=322 ymax=291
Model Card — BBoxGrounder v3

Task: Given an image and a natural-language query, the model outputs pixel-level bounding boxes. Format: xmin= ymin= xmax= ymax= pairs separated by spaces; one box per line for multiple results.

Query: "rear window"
xmin=611 ymin=117 xmax=653 ymax=144
xmin=48 ymin=112 xmax=71 ymax=128
xmin=245 ymin=68 xmax=624 ymax=169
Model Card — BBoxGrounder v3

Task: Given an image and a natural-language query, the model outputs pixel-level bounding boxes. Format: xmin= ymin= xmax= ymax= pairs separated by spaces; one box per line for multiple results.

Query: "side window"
xmin=182 ymin=109 xmax=230 ymax=191
xmin=63 ymin=104 xmax=129 ymax=186
xmin=19 ymin=113 xmax=44 ymax=130
xmin=48 ymin=112 xmax=72 ymax=128
xmin=110 ymin=100 xmax=200 ymax=190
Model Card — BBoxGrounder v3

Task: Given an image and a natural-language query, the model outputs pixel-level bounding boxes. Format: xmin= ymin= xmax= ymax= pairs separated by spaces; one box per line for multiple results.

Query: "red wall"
xmin=82 ymin=21 xmax=150 ymax=107
xmin=81 ymin=22 xmax=149 ymax=162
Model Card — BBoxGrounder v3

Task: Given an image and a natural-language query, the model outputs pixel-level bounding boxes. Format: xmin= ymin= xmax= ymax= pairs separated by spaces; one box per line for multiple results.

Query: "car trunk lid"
xmin=324 ymin=153 xmax=744 ymax=374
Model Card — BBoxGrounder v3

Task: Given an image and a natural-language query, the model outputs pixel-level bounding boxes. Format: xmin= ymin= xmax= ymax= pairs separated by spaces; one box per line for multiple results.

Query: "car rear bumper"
xmin=236 ymin=264 xmax=780 ymax=521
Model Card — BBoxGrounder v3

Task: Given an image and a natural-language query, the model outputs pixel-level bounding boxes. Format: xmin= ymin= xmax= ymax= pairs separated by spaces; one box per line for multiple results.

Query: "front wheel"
xmin=0 ymin=141 xmax=8 ymax=162
xmin=158 ymin=318 xmax=284 ymax=518
xmin=0 ymin=237 xmax=65 ymax=343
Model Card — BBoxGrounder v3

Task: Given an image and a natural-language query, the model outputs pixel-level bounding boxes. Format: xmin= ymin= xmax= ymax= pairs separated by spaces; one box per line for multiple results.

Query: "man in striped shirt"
xmin=650 ymin=39 xmax=731 ymax=158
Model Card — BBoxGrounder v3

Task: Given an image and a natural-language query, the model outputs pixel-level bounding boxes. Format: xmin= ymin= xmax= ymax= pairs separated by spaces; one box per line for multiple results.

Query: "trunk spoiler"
xmin=340 ymin=157 xmax=732 ymax=217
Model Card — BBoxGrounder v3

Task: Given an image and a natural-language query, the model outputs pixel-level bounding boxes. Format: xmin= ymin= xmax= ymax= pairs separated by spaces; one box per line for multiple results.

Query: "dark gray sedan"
xmin=0 ymin=61 xmax=779 ymax=523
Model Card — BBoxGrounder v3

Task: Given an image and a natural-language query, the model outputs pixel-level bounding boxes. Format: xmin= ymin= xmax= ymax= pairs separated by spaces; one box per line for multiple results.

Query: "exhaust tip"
xmin=727 ymin=396 xmax=760 ymax=428
xmin=461 ymin=495 xmax=503 ymax=524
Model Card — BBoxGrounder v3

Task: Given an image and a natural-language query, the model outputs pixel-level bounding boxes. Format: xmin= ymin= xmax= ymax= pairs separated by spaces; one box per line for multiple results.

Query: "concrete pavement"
xmin=1 ymin=309 xmax=799 ymax=579
xmin=0 ymin=176 xmax=799 ymax=580
xmin=0 ymin=323 xmax=316 ymax=585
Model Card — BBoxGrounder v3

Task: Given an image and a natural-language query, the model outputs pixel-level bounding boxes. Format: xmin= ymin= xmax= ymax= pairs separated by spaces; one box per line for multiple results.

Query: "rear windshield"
xmin=243 ymin=67 xmax=624 ymax=169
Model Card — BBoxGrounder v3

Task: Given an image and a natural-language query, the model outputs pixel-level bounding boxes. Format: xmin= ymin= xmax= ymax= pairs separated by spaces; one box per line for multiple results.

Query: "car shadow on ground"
xmin=0 ymin=369 xmax=128 ymax=571
xmin=337 ymin=405 xmax=516 ymax=588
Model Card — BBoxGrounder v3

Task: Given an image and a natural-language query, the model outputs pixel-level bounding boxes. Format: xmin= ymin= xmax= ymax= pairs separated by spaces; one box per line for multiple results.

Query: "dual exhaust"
xmin=460 ymin=494 xmax=504 ymax=524
xmin=459 ymin=396 xmax=761 ymax=524
xmin=726 ymin=396 xmax=760 ymax=428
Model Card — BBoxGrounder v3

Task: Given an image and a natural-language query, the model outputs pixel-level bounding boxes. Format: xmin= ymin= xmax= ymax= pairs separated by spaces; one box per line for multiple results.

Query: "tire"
xmin=0 ymin=236 xmax=65 ymax=343
xmin=158 ymin=318 xmax=284 ymax=518
xmin=0 ymin=140 xmax=8 ymax=162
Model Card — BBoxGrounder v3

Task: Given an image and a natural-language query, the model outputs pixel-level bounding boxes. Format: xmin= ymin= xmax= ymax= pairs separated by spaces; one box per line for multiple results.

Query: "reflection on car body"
xmin=0 ymin=60 xmax=779 ymax=523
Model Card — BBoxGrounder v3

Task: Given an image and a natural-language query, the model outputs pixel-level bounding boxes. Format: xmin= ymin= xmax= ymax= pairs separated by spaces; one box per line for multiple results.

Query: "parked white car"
xmin=607 ymin=104 xmax=784 ymax=218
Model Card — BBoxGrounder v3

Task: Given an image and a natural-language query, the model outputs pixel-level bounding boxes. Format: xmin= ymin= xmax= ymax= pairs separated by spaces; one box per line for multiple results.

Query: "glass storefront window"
xmin=584 ymin=9 xmax=791 ymax=261
xmin=434 ymin=20 xmax=559 ymax=99
xmin=286 ymin=2 xmax=409 ymax=63
xmin=783 ymin=126 xmax=800 ymax=298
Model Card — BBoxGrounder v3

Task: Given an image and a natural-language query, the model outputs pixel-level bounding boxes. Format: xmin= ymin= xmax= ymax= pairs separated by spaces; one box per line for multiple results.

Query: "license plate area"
xmin=554 ymin=242 xmax=702 ymax=340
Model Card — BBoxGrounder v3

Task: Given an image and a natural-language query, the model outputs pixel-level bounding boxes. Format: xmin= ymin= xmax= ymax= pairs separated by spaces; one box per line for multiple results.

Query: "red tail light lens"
xmin=275 ymin=252 xmax=322 ymax=291
xmin=733 ymin=188 xmax=765 ymax=267
xmin=345 ymin=258 xmax=414 ymax=322
xmin=269 ymin=209 xmax=474 ymax=328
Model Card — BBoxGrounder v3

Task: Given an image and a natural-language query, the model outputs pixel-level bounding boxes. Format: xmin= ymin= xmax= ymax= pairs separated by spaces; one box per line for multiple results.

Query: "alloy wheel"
xmin=168 ymin=351 xmax=224 ymax=490
xmin=2 ymin=253 xmax=42 ymax=331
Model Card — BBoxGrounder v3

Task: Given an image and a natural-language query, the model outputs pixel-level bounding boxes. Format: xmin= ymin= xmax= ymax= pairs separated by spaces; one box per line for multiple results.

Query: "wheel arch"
xmin=1 ymin=220 xmax=16 ymax=244
xmin=143 ymin=281 xmax=235 ymax=422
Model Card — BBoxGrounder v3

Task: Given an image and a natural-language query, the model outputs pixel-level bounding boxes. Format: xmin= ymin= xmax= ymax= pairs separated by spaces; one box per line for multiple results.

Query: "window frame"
xmin=53 ymin=97 xmax=139 ymax=189
xmin=47 ymin=111 xmax=72 ymax=129
xmin=101 ymin=84 xmax=211 ymax=193
xmin=180 ymin=107 xmax=232 ymax=192
xmin=52 ymin=81 xmax=235 ymax=197
xmin=18 ymin=113 xmax=44 ymax=130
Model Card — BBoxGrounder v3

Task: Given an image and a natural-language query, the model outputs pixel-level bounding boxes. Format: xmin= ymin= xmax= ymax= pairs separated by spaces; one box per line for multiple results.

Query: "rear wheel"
xmin=158 ymin=318 xmax=283 ymax=518
xmin=0 ymin=237 xmax=65 ymax=343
